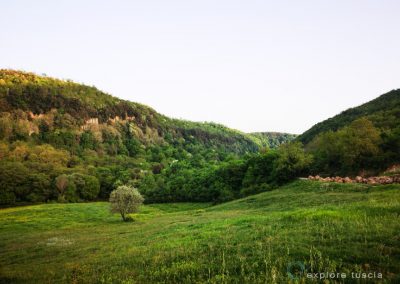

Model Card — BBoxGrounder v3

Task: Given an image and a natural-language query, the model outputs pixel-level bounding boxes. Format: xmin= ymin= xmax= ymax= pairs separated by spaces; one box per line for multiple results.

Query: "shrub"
xmin=272 ymin=142 xmax=313 ymax=183
xmin=71 ymin=173 xmax=100 ymax=201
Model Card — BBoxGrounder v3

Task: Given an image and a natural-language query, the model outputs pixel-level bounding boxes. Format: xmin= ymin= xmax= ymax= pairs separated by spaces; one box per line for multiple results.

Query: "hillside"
xmin=1 ymin=70 xmax=278 ymax=205
xmin=298 ymin=89 xmax=400 ymax=144
xmin=3 ymin=69 xmax=398 ymax=206
xmin=0 ymin=69 xmax=259 ymax=154
xmin=1 ymin=180 xmax=399 ymax=283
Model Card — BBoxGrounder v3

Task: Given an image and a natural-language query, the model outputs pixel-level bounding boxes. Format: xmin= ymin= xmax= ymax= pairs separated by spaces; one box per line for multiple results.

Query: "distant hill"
xmin=298 ymin=89 xmax=400 ymax=144
xmin=249 ymin=132 xmax=296 ymax=149
xmin=0 ymin=69 xmax=259 ymax=155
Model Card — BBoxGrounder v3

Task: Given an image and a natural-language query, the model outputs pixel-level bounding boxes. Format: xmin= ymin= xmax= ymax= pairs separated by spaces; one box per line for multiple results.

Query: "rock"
xmin=343 ymin=177 xmax=352 ymax=183
xmin=355 ymin=176 xmax=363 ymax=183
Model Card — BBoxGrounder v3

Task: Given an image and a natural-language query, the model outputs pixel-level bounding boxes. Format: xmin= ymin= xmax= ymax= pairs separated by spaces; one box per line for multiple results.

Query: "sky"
xmin=1 ymin=0 xmax=399 ymax=134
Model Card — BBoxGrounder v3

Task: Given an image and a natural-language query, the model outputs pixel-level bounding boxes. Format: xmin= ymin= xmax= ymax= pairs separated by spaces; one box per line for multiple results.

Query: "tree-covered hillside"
xmin=1 ymin=70 xmax=292 ymax=205
xmin=298 ymin=90 xmax=400 ymax=176
xmin=249 ymin=132 xmax=297 ymax=149
xmin=0 ymin=70 xmax=259 ymax=155
xmin=298 ymin=89 xmax=400 ymax=144
xmin=2 ymin=70 xmax=397 ymax=205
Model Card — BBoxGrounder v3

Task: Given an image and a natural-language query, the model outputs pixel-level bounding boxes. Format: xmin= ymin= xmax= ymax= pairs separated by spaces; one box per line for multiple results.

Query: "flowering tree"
xmin=109 ymin=185 xmax=144 ymax=221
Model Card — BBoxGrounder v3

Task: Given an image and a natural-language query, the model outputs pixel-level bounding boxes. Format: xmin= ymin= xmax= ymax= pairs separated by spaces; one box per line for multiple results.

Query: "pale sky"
xmin=1 ymin=0 xmax=399 ymax=134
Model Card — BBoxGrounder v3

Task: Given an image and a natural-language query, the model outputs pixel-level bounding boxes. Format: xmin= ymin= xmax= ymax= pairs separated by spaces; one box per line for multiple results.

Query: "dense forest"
xmin=0 ymin=70 xmax=399 ymax=205
xmin=298 ymin=90 xmax=400 ymax=176
xmin=249 ymin=132 xmax=297 ymax=149
xmin=0 ymin=70 xmax=296 ymax=205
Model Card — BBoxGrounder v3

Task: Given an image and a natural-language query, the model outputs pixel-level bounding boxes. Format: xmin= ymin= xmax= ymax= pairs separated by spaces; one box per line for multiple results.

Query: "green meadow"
xmin=1 ymin=180 xmax=399 ymax=283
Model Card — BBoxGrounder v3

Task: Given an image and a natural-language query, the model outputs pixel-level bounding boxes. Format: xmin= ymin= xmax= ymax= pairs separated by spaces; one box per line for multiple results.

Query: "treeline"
xmin=0 ymin=110 xmax=260 ymax=204
xmin=250 ymin=132 xmax=297 ymax=149
xmin=138 ymin=116 xmax=400 ymax=203
xmin=307 ymin=117 xmax=400 ymax=176
xmin=0 ymin=70 xmax=268 ymax=205
xmin=139 ymin=142 xmax=312 ymax=203
xmin=0 ymin=142 xmax=142 ymax=204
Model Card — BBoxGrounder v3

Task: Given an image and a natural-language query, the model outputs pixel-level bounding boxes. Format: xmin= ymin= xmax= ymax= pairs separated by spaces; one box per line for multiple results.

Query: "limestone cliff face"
xmin=81 ymin=118 xmax=99 ymax=130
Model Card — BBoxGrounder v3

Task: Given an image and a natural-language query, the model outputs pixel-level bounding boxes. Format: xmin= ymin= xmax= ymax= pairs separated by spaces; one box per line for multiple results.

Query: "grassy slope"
xmin=1 ymin=181 xmax=399 ymax=283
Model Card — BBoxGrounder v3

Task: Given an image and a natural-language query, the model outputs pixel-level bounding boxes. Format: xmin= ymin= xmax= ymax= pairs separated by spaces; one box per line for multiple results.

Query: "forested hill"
xmin=249 ymin=132 xmax=297 ymax=149
xmin=1 ymin=69 xmax=288 ymax=205
xmin=0 ymin=69 xmax=259 ymax=154
xmin=298 ymin=89 xmax=400 ymax=144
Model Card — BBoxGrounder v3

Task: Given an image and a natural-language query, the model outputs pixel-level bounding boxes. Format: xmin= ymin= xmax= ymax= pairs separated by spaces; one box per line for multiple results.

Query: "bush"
xmin=109 ymin=185 xmax=144 ymax=221
xmin=71 ymin=173 xmax=100 ymax=201
xmin=272 ymin=142 xmax=312 ymax=183
xmin=308 ymin=118 xmax=382 ymax=175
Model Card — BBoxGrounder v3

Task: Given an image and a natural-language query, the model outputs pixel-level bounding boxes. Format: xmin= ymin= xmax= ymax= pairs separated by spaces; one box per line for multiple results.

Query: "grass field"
xmin=1 ymin=180 xmax=399 ymax=283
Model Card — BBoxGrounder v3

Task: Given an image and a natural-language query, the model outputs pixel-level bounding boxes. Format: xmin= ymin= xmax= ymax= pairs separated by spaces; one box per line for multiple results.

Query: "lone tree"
xmin=109 ymin=185 xmax=144 ymax=221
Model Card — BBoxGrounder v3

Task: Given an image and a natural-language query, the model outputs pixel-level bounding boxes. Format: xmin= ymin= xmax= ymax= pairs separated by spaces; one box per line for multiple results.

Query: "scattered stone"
xmin=343 ymin=177 xmax=352 ymax=183
xmin=307 ymin=174 xmax=400 ymax=185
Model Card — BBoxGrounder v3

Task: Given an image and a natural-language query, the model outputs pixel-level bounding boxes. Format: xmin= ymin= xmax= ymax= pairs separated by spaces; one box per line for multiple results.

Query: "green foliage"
xmin=79 ymin=131 xmax=98 ymax=150
xmin=299 ymin=89 xmax=400 ymax=175
xmin=0 ymin=161 xmax=56 ymax=204
xmin=54 ymin=173 xmax=100 ymax=202
xmin=109 ymin=185 xmax=144 ymax=221
xmin=95 ymin=167 xmax=117 ymax=198
xmin=1 ymin=70 xmax=398 ymax=205
xmin=308 ymin=118 xmax=384 ymax=175
xmin=71 ymin=173 xmax=100 ymax=200
xmin=249 ymin=132 xmax=297 ymax=149
xmin=381 ymin=126 xmax=400 ymax=165
xmin=140 ymin=143 xmax=312 ymax=203
xmin=298 ymin=89 xmax=400 ymax=144
xmin=0 ymin=70 xmax=273 ymax=205
xmin=272 ymin=141 xmax=313 ymax=182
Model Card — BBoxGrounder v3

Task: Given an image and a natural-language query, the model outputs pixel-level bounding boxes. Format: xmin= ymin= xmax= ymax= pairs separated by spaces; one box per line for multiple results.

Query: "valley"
xmin=0 ymin=70 xmax=399 ymax=283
